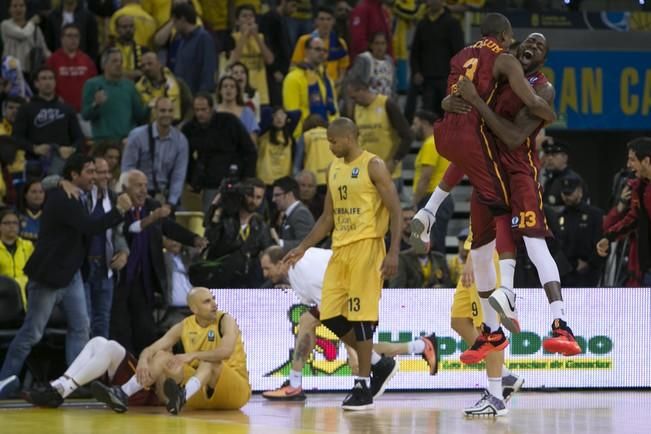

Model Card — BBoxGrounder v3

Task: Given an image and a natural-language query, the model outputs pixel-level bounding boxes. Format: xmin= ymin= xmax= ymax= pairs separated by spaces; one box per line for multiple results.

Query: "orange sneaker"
xmin=543 ymin=319 xmax=582 ymax=356
xmin=460 ymin=325 xmax=509 ymax=364
xmin=421 ymin=334 xmax=439 ymax=375
xmin=262 ymin=380 xmax=306 ymax=401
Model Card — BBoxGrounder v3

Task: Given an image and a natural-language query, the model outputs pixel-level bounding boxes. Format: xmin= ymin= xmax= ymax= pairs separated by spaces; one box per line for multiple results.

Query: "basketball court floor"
xmin=2 ymin=391 xmax=650 ymax=434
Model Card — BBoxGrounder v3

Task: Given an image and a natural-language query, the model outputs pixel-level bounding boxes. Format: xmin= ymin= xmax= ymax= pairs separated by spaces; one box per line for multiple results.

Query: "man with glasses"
xmin=46 ymin=23 xmax=97 ymax=113
xmin=283 ymin=36 xmax=339 ymax=138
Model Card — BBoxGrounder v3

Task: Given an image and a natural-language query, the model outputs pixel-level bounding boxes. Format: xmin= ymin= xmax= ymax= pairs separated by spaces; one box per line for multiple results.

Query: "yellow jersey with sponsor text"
xmin=181 ymin=312 xmax=248 ymax=378
xmin=328 ymin=150 xmax=389 ymax=247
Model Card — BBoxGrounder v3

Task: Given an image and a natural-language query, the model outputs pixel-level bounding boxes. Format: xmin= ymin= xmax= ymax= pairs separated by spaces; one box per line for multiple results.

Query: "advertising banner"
xmin=541 ymin=51 xmax=651 ymax=131
xmin=212 ymin=287 xmax=651 ymax=391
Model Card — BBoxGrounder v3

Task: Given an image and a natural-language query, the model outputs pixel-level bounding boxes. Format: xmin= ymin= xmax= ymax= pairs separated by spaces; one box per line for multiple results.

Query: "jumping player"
xmin=444 ymin=33 xmax=581 ymax=358
xmin=91 ymin=287 xmax=251 ymax=415
xmin=260 ymin=245 xmax=438 ymax=401
xmin=284 ymin=117 xmax=402 ymax=411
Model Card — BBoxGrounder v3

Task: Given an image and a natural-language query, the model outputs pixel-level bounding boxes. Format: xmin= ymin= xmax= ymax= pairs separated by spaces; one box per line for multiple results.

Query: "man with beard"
xmin=445 ymin=33 xmax=581 ymax=415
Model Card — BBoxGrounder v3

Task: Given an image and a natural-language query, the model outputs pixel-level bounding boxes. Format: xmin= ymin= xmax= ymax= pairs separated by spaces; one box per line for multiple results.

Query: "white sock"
xmin=356 ymin=376 xmax=370 ymax=388
xmin=424 ymin=187 xmax=449 ymax=215
xmin=480 ymin=296 xmax=500 ymax=332
xmin=63 ymin=337 xmax=104 ymax=381
xmin=550 ymin=300 xmax=567 ymax=321
xmin=289 ymin=369 xmax=302 ymax=388
xmin=370 ymin=351 xmax=382 ymax=365
xmin=50 ymin=376 xmax=77 ymax=398
xmin=488 ymin=377 xmax=502 ymax=400
xmin=184 ymin=377 xmax=202 ymax=401
xmin=120 ymin=376 xmax=143 ymax=397
xmin=502 ymin=365 xmax=511 ymax=378
xmin=407 ymin=339 xmax=426 ymax=354
xmin=499 ymin=259 xmax=516 ymax=290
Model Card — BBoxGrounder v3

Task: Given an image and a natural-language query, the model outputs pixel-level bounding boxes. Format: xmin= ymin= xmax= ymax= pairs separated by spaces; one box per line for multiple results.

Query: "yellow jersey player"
xmin=91 ymin=287 xmax=250 ymax=415
xmin=284 ymin=117 xmax=402 ymax=411
xmin=449 ymin=227 xmax=524 ymax=416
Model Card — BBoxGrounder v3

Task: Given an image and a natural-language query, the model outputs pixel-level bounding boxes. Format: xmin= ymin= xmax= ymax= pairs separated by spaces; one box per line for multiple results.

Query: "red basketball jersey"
xmin=494 ymin=70 xmax=549 ymax=173
xmin=441 ymin=37 xmax=505 ymax=130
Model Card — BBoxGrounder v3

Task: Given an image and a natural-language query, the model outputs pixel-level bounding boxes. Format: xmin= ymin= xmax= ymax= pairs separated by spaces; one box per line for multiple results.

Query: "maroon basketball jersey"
xmin=442 ymin=37 xmax=505 ymax=129
xmin=494 ymin=70 xmax=549 ymax=171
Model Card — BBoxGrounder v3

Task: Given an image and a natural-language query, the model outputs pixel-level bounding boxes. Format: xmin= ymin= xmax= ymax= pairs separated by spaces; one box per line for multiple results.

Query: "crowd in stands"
xmin=0 ymin=0 xmax=649 ymax=393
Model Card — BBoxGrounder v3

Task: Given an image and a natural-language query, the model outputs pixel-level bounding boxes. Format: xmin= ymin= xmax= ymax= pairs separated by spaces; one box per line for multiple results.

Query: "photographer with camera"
xmin=202 ymin=178 xmax=273 ymax=288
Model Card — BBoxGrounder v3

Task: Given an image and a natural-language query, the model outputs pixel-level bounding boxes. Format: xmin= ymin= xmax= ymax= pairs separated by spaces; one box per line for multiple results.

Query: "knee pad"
xmin=321 ymin=316 xmax=352 ymax=338
xmin=352 ymin=321 xmax=376 ymax=342
xmin=471 ymin=241 xmax=497 ymax=292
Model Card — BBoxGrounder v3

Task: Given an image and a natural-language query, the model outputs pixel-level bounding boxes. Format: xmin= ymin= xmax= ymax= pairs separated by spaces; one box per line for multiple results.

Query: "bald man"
xmin=284 ymin=117 xmax=402 ymax=410
xmin=136 ymin=52 xmax=187 ymax=123
xmin=92 ymin=287 xmax=251 ymax=415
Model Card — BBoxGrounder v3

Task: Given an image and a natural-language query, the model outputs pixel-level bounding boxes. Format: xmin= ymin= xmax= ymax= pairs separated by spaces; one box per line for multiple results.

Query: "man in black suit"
xmin=271 ymin=176 xmax=315 ymax=252
xmin=0 ymin=154 xmax=132 ymax=397
xmin=111 ymin=170 xmax=207 ymax=355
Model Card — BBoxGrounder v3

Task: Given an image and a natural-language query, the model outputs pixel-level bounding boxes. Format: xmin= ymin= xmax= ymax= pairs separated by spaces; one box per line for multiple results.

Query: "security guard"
xmin=541 ymin=139 xmax=588 ymax=212
xmin=556 ymin=175 xmax=604 ymax=287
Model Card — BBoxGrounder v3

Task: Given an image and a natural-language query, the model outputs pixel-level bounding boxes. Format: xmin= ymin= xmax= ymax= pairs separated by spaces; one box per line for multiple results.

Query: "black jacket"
xmin=410 ymin=8 xmax=464 ymax=79
xmin=259 ymin=10 xmax=292 ymax=75
xmin=182 ymin=112 xmax=257 ymax=189
xmin=24 ymin=187 xmax=124 ymax=288
xmin=122 ymin=198 xmax=198 ymax=300
xmin=12 ymin=96 xmax=84 ymax=156
xmin=44 ymin=4 xmax=100 ymax=62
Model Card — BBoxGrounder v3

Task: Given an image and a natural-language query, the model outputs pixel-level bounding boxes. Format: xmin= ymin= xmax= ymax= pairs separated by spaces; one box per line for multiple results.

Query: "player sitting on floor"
xmin=91 ymin=287 xmax=251 ymax=415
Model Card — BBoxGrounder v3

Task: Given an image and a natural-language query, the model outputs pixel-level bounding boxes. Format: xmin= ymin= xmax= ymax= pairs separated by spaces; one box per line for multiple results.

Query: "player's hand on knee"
xmin=136 ymin=362 xmax=153 ymax=387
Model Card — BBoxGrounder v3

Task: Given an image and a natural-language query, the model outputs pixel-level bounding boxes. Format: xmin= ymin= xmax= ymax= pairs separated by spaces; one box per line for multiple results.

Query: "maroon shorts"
xmin=108 ymin=353 xmax=159 ymax=406
xmin=469 ymin=191 xmax=496 ymax=249
xmin=434 ymin=121 xmax=510 ymax=215
xmin=500 ymin=145 xmax=550 ymax=239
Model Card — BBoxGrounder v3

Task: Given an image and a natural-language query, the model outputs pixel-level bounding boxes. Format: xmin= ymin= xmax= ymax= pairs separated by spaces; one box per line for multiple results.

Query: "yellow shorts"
xmin=182 ymin=363 xmax=251 ymax=410
xmin=320 ymin=237 xmax=385 ymax=322
xmin=450 ymin=281 xmax=483 ymax=329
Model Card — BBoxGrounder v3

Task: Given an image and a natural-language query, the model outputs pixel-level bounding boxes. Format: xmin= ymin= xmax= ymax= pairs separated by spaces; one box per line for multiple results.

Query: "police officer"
xmin=556 ymin=175 xmax=604 ymax=287
xmin=541 ymin=139 xmax=588 ymax=212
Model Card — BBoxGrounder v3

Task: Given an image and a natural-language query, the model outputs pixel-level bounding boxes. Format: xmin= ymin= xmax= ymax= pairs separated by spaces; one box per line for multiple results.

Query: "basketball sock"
xmin=407 ymin=339 xmax=426 ymax=354
xmin=523 ymin=236 xmax=560 ymax=284
xmin=499 ymin=259 xmax=516 ymax=291
xmin=289 ymin=370 xmax=302 ymax=388
xmin=550 ymin=301 xmax=567 ymax=322
xmin=479 ymin=296 xmax=500 ymax=332
xmin=370 ymin=351 xmax=381 ymax=365
xmin=502 ymin=365 xmax=511 ymax=378
xmin=424 ymin=187 xmax=449 ymax=215
xmin=356 ymin=377 xmax=371 ymax=388
xmin=184 ymin=377 xmax=202 ymax=401
xmin=488 ymin=377 xmax=502 ymax=399
xmin=50 ymin=376 xmax=77 ymax=398
xmin=121 ymin=376 xmax=143 ymax=397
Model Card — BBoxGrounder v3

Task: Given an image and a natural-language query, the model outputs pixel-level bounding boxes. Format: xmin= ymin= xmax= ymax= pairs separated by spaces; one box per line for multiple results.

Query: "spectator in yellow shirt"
xmin=412 ymin=109 xmax=453 ymax=254
xmin=282 ymin=36 xmax=338 ymax=139
xmin=0 ymin=208 xmax=34 ymax=309
xmin=290 ymin=6 xmax=349 ymax=85
xmin=142 ymin=0 xmax=203 ymax=29
xmin=109 ymin=0 xmax=157 ymax=48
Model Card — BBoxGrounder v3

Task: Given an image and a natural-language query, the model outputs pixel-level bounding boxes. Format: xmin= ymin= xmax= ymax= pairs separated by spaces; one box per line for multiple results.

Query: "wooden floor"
xmin=2 ymin=391 xmax=650 ymax=434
